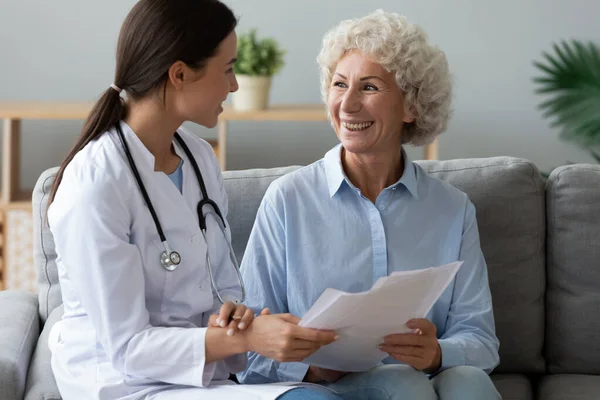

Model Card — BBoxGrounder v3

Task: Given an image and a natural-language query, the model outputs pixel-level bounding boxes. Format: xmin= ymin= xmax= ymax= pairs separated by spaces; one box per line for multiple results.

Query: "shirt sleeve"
xmin=236 ymin=187 xmax=310 ymax=384
xmin=437 ymin=200 xmax=500 ymax=374
xmin=49 ymin=168 xmax=217 ymax=387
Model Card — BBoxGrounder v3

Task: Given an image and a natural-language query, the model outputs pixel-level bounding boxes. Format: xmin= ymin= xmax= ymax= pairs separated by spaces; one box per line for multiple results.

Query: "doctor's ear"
xmin=167 ymin=61 xmax=200 ymax=90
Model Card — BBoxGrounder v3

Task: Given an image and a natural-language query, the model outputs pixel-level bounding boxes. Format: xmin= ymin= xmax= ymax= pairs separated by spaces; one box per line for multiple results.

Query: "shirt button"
xmin=379 ymin=206 xmax=386 ymax=211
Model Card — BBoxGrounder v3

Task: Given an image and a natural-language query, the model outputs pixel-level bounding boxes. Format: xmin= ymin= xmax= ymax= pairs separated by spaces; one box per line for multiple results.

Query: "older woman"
xmin=238 ymin=10 xmax=500 ymax=400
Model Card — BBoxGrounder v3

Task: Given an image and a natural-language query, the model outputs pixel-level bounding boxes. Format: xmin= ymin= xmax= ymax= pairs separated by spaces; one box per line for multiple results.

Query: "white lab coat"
xmin=47 ymin=122 xmax=297 ymax=400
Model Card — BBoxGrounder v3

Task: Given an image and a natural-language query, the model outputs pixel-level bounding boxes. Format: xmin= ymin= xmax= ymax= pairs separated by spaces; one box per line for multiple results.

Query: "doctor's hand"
xmin=244 ymin=313 xmax=339 ymax=363
xmin=209 ymin=301 xmax=256 ymax=337
xmin=379 ymin=318 xmax=442 ymax=373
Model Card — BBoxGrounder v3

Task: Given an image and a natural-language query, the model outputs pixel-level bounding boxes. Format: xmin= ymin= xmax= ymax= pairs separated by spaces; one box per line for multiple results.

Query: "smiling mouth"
xmin=342 ymin=121 xmax=374 ymax=131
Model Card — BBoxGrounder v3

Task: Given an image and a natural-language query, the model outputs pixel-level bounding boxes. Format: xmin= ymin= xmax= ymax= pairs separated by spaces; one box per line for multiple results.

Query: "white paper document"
xmin=298 ymin=261 xmax=463 ymax=372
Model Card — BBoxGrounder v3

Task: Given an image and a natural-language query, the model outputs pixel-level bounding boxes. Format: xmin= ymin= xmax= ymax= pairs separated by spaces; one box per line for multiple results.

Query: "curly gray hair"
xmin=317 ymin=10 xmax=453 ymax=145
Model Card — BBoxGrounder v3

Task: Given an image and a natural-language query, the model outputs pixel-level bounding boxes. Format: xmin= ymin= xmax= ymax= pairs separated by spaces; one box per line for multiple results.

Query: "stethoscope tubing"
xmin=115 ymin=123 xmax=245 ymax=304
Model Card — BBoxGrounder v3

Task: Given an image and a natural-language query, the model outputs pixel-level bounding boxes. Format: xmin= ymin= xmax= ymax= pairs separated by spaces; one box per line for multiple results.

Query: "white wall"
xmin=1 ymin=0 xmax=598 ymax=190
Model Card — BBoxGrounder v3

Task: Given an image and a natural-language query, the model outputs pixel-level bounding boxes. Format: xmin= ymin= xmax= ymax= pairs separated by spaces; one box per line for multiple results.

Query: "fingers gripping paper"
xmin=298 ymin=261 xmax=463 ymax=372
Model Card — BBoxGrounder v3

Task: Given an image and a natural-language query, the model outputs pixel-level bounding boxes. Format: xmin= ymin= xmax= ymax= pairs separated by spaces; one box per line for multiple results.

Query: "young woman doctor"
xmin=46 ymin=1 xmax=338 ymax=399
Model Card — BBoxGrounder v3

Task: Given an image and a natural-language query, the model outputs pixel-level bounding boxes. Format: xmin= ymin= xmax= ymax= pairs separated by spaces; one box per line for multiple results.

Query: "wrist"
xmin=239 ymin=324 xmax=255 ymax=354
xmin=236 ymin=328 xmax=251 ymax=354
xmin=425 ymin=343 xmax=442 ymax=374
xmin=207 ymin=326 xmax=250 ymax=354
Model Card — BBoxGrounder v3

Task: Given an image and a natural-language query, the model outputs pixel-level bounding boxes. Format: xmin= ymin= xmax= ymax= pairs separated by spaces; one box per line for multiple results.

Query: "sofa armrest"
xmin=0 ymin=290 xmax=40 ymax=400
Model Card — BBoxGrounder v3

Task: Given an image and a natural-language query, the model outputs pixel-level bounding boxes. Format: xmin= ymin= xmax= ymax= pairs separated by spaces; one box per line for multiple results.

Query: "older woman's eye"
xmin=364 ymin=84 xmax=378 ymax=91
xmin=332 ymin=81 xmax=347 ymax=88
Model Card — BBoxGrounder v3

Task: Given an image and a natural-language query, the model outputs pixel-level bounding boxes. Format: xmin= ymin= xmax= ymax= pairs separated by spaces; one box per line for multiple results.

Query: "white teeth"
xmin=342 ymin=121 xmax=373 ymax=131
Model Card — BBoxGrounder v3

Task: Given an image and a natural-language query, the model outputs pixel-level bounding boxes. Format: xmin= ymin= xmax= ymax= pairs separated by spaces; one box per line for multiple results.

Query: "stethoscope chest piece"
xmin=161 ymin=250 xmax=181 ymax=271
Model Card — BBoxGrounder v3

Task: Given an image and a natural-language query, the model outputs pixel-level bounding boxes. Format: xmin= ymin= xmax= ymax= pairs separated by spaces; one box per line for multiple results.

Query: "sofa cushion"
xmin=539 ymin=374 xmax=600 ymax=400
xmin=32 ymin=167 xmax=61 ymax=324
xmin=545 ymin=164 xmax=600 ymax=374
xmin=491 ymin=374 xmax=533 ymax=400
xmin=23 ymin=305 xmax=62 ymax=400
xmin=0 ymin=290 xmax=40 ymax=400
xmin=418 ymin=157 xmax=546 ymax=373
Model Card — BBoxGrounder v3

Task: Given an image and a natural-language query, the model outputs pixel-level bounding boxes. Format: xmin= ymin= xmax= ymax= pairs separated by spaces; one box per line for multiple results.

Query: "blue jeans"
xmin=318 ymin=365 xmax=501 ymax=400
xmin=278 ymin=388 xmax=344 ymax=400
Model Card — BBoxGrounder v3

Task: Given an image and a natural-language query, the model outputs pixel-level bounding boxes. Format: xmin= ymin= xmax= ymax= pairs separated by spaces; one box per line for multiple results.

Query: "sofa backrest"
xmin=545 ymin=164 xmax=600 ymax=374
xmin=33 ymin=157 xmax=546 ymax=373
xmin=32 ymin=167 xmax=60 ymax=324
xmin=418 ymin=157 xmax=546 ymax=373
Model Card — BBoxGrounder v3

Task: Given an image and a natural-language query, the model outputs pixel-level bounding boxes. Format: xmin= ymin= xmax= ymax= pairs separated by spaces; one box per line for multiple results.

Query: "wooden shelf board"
xmin=0 ymin=102 xmax=94 ymax=120
xmin=0 ymin=102 xmax=328 ymax=122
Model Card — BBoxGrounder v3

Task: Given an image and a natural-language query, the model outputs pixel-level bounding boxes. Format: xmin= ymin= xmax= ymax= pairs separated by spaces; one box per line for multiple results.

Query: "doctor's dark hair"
xmin=48 ymin=0 xmax=237 ymax=204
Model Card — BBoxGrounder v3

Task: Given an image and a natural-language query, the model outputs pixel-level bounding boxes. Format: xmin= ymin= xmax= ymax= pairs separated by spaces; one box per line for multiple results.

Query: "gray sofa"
xmin=1 ymin=156 xmax=599 ymax=400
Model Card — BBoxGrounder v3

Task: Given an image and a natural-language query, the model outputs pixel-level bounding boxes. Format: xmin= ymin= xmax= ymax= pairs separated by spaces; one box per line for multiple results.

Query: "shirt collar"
xmin=323 ymin=144 xmax=419 ymax=199
xmin=324 ymin=144 xmax=346 ymax=198
xmin=396 ymin=148 xmax=419 ymax=199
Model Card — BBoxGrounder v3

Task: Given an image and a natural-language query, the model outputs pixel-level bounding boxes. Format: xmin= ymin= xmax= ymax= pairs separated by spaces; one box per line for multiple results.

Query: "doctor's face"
xmin=178 ymin=31 xmax=239 ymax=128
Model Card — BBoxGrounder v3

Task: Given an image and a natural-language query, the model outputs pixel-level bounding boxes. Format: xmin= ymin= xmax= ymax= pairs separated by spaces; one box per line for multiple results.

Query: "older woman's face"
xmin=328 ymin=51 xmax=414 ymax=155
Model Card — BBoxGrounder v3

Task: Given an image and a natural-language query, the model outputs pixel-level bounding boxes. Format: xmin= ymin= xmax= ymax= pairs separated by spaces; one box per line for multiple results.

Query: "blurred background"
xmin=0 ymin=0 xmax=598 ymax=291
xmin=1 ymin=0 xmax=599 ymax=190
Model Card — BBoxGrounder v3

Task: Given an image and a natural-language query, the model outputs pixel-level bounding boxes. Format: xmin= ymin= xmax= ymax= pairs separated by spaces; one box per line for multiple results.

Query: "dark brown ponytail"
xmin=48 ymin=88 xmax=124 ymax=204
xmin=48 ymin=0 xmax=237 ymax=205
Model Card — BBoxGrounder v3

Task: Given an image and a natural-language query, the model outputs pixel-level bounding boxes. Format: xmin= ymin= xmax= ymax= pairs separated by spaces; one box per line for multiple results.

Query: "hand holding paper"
xmin=380 ymin=318 xmax=442 ymax=372
xmin=298 ymin=261 xmax=463 ymax=372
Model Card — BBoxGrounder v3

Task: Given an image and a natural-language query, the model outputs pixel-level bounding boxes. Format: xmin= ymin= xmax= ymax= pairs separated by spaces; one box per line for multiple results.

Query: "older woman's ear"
xmin=403 ymin=105 xmax=417 ymax=124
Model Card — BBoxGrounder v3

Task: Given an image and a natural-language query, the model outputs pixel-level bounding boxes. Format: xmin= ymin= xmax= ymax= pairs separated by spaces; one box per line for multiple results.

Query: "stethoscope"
xmin=116 ymin=124 xmax=245 ymax=304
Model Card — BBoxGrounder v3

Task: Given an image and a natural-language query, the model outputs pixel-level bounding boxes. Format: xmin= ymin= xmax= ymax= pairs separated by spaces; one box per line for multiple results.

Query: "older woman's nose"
xmin=341 ymin=89 xmax=361 ymax=113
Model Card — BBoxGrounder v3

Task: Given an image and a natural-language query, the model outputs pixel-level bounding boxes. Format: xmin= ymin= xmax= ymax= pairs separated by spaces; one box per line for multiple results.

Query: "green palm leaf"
xmin=533 ymin=40 xmax=600 ymax=149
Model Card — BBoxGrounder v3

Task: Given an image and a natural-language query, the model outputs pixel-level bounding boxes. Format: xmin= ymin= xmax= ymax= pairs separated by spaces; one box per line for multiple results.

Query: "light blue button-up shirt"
xmin=237 ymin=144 xmax=499 ymax=384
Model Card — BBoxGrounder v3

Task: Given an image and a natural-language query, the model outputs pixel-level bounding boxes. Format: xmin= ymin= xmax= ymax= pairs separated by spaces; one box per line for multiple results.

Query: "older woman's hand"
xmin=379 ymin=318 xmax=442 ymax=373
xmin=244 ymin=313 xmax=339 ymax=363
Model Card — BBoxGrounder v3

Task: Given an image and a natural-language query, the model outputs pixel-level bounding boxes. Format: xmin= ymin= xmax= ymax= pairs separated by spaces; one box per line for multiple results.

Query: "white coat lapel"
xmin=117 ymin=122 xmax=200 ymax=235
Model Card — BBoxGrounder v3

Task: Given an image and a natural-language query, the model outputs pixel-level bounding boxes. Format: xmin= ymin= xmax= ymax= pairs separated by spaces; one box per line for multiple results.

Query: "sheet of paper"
xmin=298 ymin=261 xmax=463 ymax=372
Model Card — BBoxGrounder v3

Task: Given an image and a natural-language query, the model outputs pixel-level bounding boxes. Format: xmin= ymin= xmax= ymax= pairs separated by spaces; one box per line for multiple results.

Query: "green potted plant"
xmin=533 ymin=39 xmax=600 ymax=165
xmin=232 ymin=29 xmax=286 ymax=111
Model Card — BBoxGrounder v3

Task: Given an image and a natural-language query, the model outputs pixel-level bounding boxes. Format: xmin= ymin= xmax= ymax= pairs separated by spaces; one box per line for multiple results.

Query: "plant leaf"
xmin=533 ymin=39 xmax=600 ymax=149
xmin=234 ymin=29 xmax=285 ymax=76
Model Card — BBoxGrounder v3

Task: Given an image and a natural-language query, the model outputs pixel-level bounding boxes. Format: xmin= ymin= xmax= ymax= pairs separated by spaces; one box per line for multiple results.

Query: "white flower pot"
xmin=232 ymin=75 xmax=272 ymax=111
